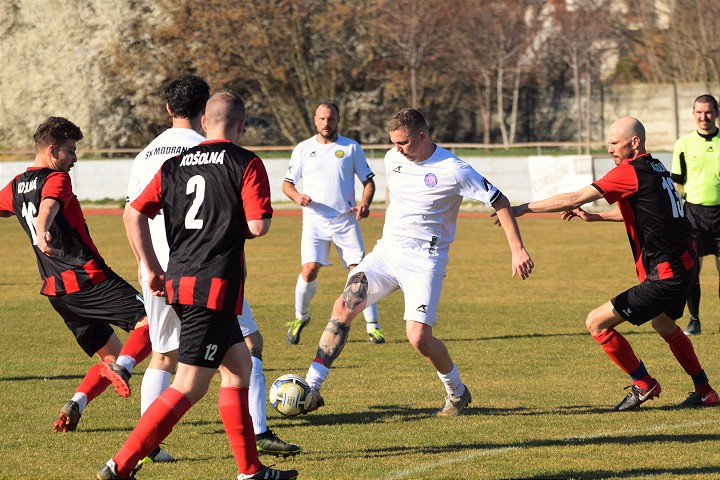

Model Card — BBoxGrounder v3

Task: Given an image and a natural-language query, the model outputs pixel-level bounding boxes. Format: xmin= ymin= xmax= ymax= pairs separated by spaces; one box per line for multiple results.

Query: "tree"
xmin=545 ymin=0 xmax=613 ymax=152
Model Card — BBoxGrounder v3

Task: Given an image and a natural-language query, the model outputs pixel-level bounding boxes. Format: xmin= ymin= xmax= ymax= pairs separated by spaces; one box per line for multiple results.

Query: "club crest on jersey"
xmin=424 ymin=173 xmax=438 ymax=188
xmin=334 ymin=150 xmax=345 ymax=159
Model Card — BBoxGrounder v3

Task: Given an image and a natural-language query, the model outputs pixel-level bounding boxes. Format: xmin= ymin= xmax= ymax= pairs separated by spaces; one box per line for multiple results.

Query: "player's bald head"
xmin=204 ymin=89 xmax=246 ymax=129
xmin=610 ymin=117 xmax=645 ymax=144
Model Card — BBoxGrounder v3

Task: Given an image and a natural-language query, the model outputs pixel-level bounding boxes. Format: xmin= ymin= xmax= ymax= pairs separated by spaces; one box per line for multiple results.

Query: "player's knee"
xmin=340 ymin=272 xmax=369 ymax=311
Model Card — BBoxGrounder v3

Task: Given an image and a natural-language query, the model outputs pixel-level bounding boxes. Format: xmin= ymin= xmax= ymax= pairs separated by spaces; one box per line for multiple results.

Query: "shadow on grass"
xmin=323 ymin=431 xmax=720 ymax=463
xmin=0 ymin=374 xmax=83 ymax=382
xmin=442 ymin=330 xmax=656 ymax=343
xmin=521 ymin=465 xmax=720 ymax=479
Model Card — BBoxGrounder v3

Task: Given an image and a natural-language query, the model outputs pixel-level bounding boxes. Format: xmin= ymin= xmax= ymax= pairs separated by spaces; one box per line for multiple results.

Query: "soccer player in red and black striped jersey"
xmin=0 ymin=117 xmax=152 ymax=432
xmin=98 ymin=90 xmax=297 ymax=480
xmin=510 ymin=117 xmax=719 ymax=411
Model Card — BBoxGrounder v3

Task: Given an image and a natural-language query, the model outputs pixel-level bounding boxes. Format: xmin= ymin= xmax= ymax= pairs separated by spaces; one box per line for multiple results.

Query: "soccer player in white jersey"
xmin=302 ymin=108 xmax=534 ymax=416
xmin=123 ymin=74 xmax=299 ymax=462
xmin=283 ymin=102 xmax=385 ymax=345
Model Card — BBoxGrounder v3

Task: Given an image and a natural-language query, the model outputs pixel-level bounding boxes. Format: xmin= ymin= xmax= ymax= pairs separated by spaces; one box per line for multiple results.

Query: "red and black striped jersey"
xmin=132 ymin=140 xmax=272 ymax=314
xmin=0 ymin=168 xmax=111 ymax=295
xmin=592 ymin=154 xmax=695 ymax=282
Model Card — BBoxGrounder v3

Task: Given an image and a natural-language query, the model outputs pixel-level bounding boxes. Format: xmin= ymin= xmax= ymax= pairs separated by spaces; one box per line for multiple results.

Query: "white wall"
xmin=0 ymin=153 xmax=671 ymax=206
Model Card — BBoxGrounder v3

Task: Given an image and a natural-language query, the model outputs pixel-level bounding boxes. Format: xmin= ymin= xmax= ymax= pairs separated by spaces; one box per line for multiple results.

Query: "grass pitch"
xmin=1 ymin=211 xmax=720 ymax=479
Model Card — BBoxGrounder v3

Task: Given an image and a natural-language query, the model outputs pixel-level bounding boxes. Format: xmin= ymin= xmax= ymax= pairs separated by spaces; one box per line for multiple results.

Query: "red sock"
xmin=76 ymin=362 xmax=112 ymax=402
xmin=218 ymin=387 xmax=262 ymax=475
xmin=114 ymin=387 xmax=191 ymax=476
xmin=119 ymin=323 xmax=152 ymax=364
xmin=592 ymin=328 xmax=641 ymax=374
xmin=662 ymin=326 xmax=702 ymax=376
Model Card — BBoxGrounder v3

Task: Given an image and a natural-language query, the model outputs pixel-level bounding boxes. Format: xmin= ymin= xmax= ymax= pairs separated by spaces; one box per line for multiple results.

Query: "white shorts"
xmin=349 ymin=247 xmax=445 ymax=326
xmin=142 ymin=279 xmax=180 ymax=354
xmin=301 ymin=211 xmax=365 ymax=268
xmin=143 ymin=278 xmax=257 ymax=353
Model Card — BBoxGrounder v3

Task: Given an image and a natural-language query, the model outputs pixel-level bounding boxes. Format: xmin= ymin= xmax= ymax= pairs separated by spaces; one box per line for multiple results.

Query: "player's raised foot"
xmin=436 ymin=386 xmax=472 ymax=416
xmin=99 ymin=361 xmax=132 ymax=398
xmin=368 ymin=327 xmax=386 ymax=344
xmin=286 ymin=317 xmax=310 ymax=345
xmin=53 ymin=399 xmax=81 ymax=432
xmin=256 ymin=428 xmax=302 ymax=457
xmin=678 ymin=389 xmax=720 ymax=408
xmin=97 ymin=458 xmax=142 ymax=480
xmin=614 ymin=381 xmax=661 ymax=411
xmin=138 ymin=446 xmax=176 ymax=465
xmin=302 ymin=388 xmax=325 ymax=414
xmin=684 ymin=316 xmax=701 ymax=335
xmin=237 ymin=465 xmax=299 ymax=480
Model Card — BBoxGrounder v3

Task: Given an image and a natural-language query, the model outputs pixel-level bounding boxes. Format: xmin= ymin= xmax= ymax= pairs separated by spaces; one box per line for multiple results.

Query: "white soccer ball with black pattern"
xmin=269 ymin=374 xmax=311 ymax=416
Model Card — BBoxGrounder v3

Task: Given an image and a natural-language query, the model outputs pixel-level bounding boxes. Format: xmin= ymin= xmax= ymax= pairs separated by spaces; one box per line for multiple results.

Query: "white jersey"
xmin=378 ymin=144 xmax=501 ymax=270
xmin=284 ymin=134 xmax=374 ymax=219
xmin=126 ymin=127 xmax=204 ymax=273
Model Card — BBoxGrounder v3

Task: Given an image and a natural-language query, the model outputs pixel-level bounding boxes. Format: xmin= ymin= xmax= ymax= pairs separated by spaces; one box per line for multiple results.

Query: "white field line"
xmin=383 ymin=419 xmax=720 ymax=480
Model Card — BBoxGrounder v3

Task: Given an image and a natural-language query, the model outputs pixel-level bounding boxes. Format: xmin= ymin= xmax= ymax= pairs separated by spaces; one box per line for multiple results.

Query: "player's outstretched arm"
xmin=560 ymin=207 xmax=622 ymax=222
xmin=491 ymin=194 xmax=534 ymax=280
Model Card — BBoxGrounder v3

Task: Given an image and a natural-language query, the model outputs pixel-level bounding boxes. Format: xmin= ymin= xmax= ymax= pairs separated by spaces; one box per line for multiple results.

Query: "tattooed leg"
xmin=314 ymin=273 xmax=370 ymax=367
xmin=315 ymin=320 xmax=350 ymax=368
xmin=341 ymin=272 xmax=369 ymax=311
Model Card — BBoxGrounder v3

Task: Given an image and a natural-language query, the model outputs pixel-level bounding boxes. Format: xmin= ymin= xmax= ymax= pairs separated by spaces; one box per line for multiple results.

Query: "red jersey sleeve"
xmin=241 ymin=157 xmax=273 ymax=221
xmin=592 ymin=161 xmax=638 ymax=205
xmin=0 ymin=180 xmax=14 ymax=213
xmin=131 ymin=169 xmax=163 ymax=218
xmin=42 ymin=172 xmax=75 ymax=206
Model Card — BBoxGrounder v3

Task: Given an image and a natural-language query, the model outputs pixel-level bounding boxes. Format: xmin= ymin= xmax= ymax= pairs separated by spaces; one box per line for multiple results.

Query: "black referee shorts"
xmin=48 ymin=272 xmax=147 ymax=357
xmin=172 ymin=304 xmax=244 ymax=369
xmin=685 ymin=202 xmax=720 ymax=257
xmin=611 ymin=266 xmax=697 ymax=326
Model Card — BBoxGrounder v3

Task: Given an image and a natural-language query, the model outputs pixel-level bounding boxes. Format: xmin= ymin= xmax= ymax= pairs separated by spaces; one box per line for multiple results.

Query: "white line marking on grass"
xmin=383 ymin=419 xmax=720 ymax=479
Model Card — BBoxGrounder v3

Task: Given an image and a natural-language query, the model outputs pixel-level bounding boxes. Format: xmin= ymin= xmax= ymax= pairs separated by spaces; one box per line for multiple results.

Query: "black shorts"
xmin=48 ymin=272 xmax=147 ymax=357
xmin=172 ymin=304 xmax=244 ymax=369
xmin=685 ymin=202 xmax=720 ymax=257
xmin=611 ymin=266 xmax=697 ymax=326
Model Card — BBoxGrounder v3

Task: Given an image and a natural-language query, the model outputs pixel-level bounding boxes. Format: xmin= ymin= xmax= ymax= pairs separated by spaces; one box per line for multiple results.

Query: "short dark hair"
xmin=694 ymin=94 xmax=719 ymax=111
xmin=163 ymin=73 xmax=210 ymax=119
xmin=387 ymin=108 xmax=428 ymax=135
xmin=33 ymin=117 xmax=84 ymax=149
xmin=316 ymin=102 xmax=339 ymax=117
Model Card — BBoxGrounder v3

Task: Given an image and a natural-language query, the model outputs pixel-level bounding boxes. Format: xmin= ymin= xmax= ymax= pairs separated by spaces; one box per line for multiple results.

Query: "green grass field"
xmin=1 ymin=212 xmax=720 ymax=480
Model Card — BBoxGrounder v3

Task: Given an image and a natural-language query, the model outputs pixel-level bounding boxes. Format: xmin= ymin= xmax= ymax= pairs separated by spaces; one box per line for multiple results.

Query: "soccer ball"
xmin=269 ymin=374 xmax=311 ymax=416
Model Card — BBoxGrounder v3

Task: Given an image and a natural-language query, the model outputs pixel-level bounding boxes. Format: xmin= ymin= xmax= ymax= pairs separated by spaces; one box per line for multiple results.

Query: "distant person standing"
xmin=671 ymin=94 xmax=720 ymax=336
xmin=0 ymin=117 xmax=151 ymax=432
xmin=283 ymin=102 xmax=385 ymax=345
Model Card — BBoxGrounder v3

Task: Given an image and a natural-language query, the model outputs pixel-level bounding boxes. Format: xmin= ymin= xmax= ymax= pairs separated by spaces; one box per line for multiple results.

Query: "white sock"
xmin=140 ymin=368 xmax=172 ymax=415
xmin=295 ymin=274 xmax=318 ymax=320
xmin=71 ymin=392 xmax=88 ymax=413
xmin=116 ymin=355 xmax=136 ymax=372
xmin=305 ymin=362 xmax=330 ymax=390
xmin=437 ymin=364 xmax=465 ymax=397
xmin=363 ymin=304 xmax=380 ymax=333
xmin=249 ymin=356 xmax=266 ymax=435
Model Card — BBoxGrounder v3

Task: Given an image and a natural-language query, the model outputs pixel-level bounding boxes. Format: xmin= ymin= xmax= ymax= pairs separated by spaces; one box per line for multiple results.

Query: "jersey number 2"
xmin=185 ymin=175 xmax=206 ymax=230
